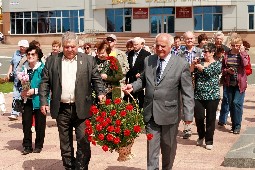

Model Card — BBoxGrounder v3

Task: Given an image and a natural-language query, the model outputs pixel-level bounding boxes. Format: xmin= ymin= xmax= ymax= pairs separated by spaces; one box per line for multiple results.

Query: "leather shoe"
xmin=33 ymin=148 xmax=42 ymax=153
xmin=233 ymin=129 xmax=240 ymax=134
xmin=22 ymin=147 xmax=33 ymax=155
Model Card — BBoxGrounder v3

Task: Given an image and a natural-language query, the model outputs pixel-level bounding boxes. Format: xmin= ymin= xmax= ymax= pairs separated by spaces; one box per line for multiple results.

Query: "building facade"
xmin=2 ymin=0 xmax=255 ymax=44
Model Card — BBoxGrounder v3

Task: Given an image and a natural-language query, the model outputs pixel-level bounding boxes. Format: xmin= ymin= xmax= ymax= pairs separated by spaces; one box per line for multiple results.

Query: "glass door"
xmin=150 ymin=15 xmax=174 ymax=34
xmin=150 ymin=15 xmax=162 ymax=34
xmin=124 ymin=16 xmax=131 ymax=32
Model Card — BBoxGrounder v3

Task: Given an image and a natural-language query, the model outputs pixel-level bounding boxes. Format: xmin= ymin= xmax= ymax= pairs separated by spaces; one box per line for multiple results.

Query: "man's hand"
xmin=184 ymin=121 xmax=193 ymax=124
xmin=135 ymin=73 xmax=140 ymax=78
xmin=101 ymin=74 xmax=107 ymax=80
xmin=40 ymin=105 xmax=50 ymax=115
xmin=98 ymin=94 xmax=106 ymax=103
xmin=122 ymin=84 xmax=134 ymax=94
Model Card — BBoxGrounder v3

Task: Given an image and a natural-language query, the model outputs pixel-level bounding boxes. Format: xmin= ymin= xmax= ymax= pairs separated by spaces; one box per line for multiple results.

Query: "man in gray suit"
xmin=123 ymin=33 xmax=194 ymax=170
xmin=39 ymin=32 xmax=105 ymax=170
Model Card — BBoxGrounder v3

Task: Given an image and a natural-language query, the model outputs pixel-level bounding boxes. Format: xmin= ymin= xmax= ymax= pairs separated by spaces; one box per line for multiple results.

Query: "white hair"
xmin=214 ymin=31 xmax=224 ymax=39
xmin=155 ymin=33 xmax=174 ymax=45
xmin=132 ymin=37 xmax=143 ymax=44
xmin=183 ymin=31 xmax=195 ymax=40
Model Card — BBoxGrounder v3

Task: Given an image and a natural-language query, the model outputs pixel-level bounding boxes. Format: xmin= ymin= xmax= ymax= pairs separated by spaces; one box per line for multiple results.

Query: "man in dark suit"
xmin=125 ymin=37 xmax=151 ymax=109
xmin=39 ymin=32 xmax=105 ymax=170
xmin=123 ymin=33 xmax=194 ymax=170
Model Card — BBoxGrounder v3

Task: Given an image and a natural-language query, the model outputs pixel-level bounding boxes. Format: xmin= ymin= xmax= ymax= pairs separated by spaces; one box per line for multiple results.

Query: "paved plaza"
xmin=0 ymin=85 xmax=254 ymax=170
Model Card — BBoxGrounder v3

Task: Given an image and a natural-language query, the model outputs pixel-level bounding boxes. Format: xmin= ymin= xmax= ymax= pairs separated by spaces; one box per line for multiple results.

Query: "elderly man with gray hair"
xmin=125 ymin=37 xmax=151 ymax=109
xmin=123 ymin=33 xmax=194 ymax=170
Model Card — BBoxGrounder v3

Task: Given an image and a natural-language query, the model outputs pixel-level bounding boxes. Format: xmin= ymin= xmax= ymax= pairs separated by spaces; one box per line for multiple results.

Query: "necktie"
xmin=156 ymin=59 xmax=164 ymax=84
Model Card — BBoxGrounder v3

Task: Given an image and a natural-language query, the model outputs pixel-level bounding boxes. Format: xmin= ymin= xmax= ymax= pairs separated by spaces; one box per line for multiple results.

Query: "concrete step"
xmin=224 ymin=127 xmax=255 ymax=168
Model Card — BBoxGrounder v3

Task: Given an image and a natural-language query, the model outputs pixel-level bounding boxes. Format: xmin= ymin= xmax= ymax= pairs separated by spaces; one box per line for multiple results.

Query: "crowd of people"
xmin=4 ymin=30 xmax=251 ymax=170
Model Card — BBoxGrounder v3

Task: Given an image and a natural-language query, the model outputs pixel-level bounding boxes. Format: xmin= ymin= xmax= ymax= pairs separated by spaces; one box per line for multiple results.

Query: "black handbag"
xmin=9 ymin=72 xmax=15 ymax=82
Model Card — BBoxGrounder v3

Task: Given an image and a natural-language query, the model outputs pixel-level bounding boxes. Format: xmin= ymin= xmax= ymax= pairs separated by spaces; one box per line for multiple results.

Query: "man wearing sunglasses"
xmin=106 ymin=34 xmax=129 ymax=95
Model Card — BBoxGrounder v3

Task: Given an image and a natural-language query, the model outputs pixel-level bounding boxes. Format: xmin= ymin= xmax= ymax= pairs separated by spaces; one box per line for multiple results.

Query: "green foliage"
xmin=0 ymin=82 xmax=13 ymax=93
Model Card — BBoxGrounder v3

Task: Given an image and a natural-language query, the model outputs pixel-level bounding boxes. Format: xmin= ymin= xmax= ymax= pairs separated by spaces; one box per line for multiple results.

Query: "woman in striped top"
xmin=221 ymin=35 xmax=249 ymax=134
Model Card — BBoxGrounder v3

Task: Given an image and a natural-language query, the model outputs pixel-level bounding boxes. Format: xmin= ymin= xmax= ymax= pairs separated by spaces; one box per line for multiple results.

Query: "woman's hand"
xmin=101 ymin=73 xmax=107 ymax=80
xmin=227 ymin=68 xmax=235 ymax=74
xmin=195 ymin=64 xmax=204 ymax=72
xmin=21 ymin=89 xmax=35 ymax=98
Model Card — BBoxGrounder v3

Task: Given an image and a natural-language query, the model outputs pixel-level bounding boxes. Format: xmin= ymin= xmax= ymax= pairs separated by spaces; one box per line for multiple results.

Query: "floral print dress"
xmin=194 ymin=60 xmax=222 ymax=100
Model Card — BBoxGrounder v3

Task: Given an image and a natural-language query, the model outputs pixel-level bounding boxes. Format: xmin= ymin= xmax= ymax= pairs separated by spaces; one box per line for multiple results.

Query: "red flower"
xmin=114 ymin=98 xmax=122 ymax=105
xmin=105 ymin=118 xmax=112 ymax=124
xmin=110 ymin=110 xmax=117 ymax=116
xmin=115 ymin=119 xmax=121 ymax=126
xmin=147 ymin=133 xmax=154 ymax=140
xmin=96 ymin=124 xmax=103 ymax=131
xmin=90 ymin=105 xmax=99 ymax=114
xmin=102 ymin=121 xmax=109 ymax=127
xmin=92 ymin=140 xmax=96 ymax=146
xmin=126 ymin=104 xmax=134 ymax=111
xmin=100 ymin=111 xmax=107 ymax=117
xmin=114 ymin=126 xmax=121 ymax=134
xmin=85 ymin=127 xmax=93 ymax=135
xmin=124 ymin=129 xmax=131 ymax=136
xmin=106 ymin=134 xmax=114 ymax=141
xmin=113 ymin=137 xmax=120 ymax=144
xmin=133 ymin=125 xmax=141 ymax=133
xmin=85 ymin=119 xmax=91 ymax=127
xmin=105 ymin=99 xmax=111 ymax=105
xmin=120 ymin=110 xmax=127 ymax=117
xmin=102 ymin=145 xmax=109 ymax=152
xmin=98 ymin=133 xmax=104 ymax=141
xmin=88 ymin=135 xmax=92 ymax=142
xmin=95 ymin=116 xmax=102 ymax=122
xmin=107 ymin=125 xmax=115 ymax=132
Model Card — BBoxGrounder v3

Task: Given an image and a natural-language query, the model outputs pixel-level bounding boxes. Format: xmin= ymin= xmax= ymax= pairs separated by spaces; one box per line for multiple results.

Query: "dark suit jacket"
xmin=132 ymin=54 xmax=194 ymax=125
xmin=126 ymin=49 xmax=151 ymax=83
xmin=39 ymin=52 xmax=105 ymax=119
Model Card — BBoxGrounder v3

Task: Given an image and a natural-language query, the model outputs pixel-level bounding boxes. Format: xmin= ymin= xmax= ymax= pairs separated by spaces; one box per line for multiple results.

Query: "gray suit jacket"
xmin=39 ymin=52 xmax=105 ymax=119
xmin=132 ymin=54 xmax=194 ymax=125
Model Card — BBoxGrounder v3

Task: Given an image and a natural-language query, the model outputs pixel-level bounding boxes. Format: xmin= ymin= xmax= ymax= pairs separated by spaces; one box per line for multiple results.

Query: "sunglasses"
xmin=106 ymin=37 xmax=115 ymax=42
xmin=85 ymin=47 xmax=90 ymax=50
xmin=27 ymin=53 xmax=36 ymax=56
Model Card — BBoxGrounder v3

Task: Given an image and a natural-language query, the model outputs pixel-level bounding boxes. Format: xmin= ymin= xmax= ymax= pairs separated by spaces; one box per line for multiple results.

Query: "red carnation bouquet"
xmin=86 ymin=97 xmax=148 ymax=154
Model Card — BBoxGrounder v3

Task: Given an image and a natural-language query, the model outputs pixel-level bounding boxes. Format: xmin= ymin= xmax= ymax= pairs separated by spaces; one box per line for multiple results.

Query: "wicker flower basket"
xmin=116 ymin=139 xmax=134 ymax=161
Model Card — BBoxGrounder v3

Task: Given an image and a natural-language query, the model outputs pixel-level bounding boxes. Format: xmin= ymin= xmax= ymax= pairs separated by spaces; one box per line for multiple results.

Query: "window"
xmin=10 ymin=10 xmax=84 ymax=34
xmin=248 ymin=5 xmax=254 ymax=30
xmin=194 ymin=6 xmax=222 ymax=31
xmin=106 ymin=8 xmax=132 ymax=32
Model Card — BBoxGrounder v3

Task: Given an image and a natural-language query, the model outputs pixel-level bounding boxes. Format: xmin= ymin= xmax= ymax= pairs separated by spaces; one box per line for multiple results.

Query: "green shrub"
xmin=0 ymin=82 xmax=13 ymax=93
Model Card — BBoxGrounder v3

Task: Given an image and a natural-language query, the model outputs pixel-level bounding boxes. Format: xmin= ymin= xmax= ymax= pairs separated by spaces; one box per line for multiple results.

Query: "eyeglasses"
xmin=106 ymin=37 xmax=115 ymax=42
xmin=231 ymin=44 xmax=241 ymax=48
xmin=27 ymin=53 xmax=36 ymax=56
xmin=203 ymin=50 xmax=210 ymax=53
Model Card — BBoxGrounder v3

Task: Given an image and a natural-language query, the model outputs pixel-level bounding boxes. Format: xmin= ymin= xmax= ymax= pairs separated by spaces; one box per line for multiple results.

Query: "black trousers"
xmin=194 ymin=99 xmax=220 ymax=145
xmin=22 ymin=99 xmax=46 ymax=149
xmin=56 ymin=103 xmax=91 ymax=170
